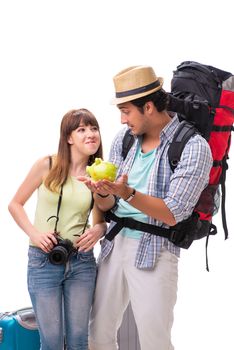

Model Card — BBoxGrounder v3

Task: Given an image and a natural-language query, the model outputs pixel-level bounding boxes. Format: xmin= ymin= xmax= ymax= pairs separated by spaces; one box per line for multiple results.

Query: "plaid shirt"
xmin=99 ymin=115 xmax=213 ymax=269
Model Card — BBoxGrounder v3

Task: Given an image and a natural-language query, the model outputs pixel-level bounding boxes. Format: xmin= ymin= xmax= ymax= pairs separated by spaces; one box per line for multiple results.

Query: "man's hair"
xmin=131 ymin=88 xmax=169 ymax=113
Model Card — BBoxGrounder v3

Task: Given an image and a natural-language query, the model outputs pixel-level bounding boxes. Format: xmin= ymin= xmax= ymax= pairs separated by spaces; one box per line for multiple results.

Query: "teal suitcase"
xmin=0 ymin=307 xmax=40 ymax=350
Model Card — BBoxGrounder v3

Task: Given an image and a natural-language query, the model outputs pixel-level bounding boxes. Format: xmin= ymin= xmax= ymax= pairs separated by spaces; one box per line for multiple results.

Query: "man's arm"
xmin=93 ymin=175 xmax=176 ymax=226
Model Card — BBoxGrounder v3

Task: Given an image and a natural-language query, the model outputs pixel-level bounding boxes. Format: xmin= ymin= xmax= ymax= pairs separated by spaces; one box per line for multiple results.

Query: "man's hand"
xmin=78 ymin=175 xmax=113 ymax=197
xmin=94 ymin=174 xmax=132 ymax=200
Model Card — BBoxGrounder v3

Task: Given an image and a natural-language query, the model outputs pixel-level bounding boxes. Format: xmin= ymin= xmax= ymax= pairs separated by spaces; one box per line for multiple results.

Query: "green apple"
xmin=86 ymin=158 xmax=117 ymax=182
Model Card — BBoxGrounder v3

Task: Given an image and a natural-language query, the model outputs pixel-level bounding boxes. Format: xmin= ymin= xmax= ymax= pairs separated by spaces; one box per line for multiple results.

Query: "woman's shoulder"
xmin=32 ymin=154 xmax=56 ymax=177
xmin=34 ymin=155 xmax=51 ymax=168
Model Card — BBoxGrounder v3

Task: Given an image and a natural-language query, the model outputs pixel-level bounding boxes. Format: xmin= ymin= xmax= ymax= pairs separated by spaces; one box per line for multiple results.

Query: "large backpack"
xmin=117 ymin=61 xmax=234 ymax=269
xmin=168 ymin=61 xmax=234 ymax=240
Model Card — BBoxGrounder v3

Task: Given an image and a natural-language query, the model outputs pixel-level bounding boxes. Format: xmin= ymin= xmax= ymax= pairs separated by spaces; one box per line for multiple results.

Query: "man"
xmin=80 ymin=65 xmax=213 ymax=350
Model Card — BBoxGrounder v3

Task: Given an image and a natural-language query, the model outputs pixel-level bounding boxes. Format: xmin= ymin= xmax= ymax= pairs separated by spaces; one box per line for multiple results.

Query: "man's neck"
xmin=141 ymin=111 xmax=171 ymax=153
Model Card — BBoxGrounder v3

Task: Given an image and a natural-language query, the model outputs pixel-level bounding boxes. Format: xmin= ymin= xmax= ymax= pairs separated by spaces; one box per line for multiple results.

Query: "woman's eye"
xmin=77 ymin=128 xmax=85 ymax=132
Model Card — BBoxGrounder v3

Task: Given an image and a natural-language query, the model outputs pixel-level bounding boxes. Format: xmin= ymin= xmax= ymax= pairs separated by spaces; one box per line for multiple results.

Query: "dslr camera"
xmin=48 ymin=236 xmax=75 ymax=265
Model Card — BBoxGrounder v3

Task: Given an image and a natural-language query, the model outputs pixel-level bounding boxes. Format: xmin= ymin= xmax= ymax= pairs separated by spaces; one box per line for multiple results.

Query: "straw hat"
xmin=111 ymin=65 xmax=164 ymax=104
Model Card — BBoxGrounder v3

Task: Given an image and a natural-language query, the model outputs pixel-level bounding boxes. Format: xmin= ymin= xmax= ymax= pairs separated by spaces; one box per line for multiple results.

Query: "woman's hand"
xmin=29 ymin=231 xmax=58 ymax=253
xmin=75 ymin=223 xmax=106 ymax=252
xmin=77 ymin=176 xmax=110 ymax=197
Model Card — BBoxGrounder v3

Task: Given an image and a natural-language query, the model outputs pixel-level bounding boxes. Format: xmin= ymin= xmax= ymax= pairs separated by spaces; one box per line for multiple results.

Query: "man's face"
xmin=117 ymin=102 xmax=148 ymax=136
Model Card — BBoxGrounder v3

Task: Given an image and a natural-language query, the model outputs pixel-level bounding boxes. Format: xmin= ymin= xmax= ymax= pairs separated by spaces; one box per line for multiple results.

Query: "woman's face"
xmin=68 ymin=122 xmax=101 ymax=156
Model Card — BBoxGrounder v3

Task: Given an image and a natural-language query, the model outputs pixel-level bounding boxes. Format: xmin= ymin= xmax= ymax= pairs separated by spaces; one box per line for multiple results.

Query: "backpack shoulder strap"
xmin=168 ymin=121 xmax=197 ymax=172
xmin=122 ymin=129 xmax=135 ymax=160
xmin=122 ymin=122 xmax=197 ymax=169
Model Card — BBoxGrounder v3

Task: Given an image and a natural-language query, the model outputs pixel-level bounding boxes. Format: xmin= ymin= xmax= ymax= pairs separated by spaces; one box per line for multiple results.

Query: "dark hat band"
xmin=115 ymin=80 xmax=161 ymax=98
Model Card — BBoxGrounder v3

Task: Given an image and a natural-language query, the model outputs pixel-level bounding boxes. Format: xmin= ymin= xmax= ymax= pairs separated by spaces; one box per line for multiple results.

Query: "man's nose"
xmin=121 ymin=114 xmax=127 ymax=124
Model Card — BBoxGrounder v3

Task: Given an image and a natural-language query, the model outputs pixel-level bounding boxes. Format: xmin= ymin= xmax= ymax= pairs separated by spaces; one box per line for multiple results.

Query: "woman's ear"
xmin=67 ymin=135 xmax=73 ymax=145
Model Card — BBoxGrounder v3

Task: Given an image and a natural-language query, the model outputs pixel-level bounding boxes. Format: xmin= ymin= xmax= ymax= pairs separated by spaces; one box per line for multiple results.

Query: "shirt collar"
xmin=160 ymin=114 xmax=180 ymax=143
xmin=133 ymin=114 xmax=180 ymax=147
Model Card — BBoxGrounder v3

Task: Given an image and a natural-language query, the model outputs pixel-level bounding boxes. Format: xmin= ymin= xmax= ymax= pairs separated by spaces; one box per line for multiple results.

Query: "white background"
xmin=0 ymin=1 xmax=234 ymax=349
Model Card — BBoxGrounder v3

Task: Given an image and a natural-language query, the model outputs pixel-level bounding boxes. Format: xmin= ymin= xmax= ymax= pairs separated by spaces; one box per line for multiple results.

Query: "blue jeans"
xmin=27 ymin=246 xmax=97 ymax=350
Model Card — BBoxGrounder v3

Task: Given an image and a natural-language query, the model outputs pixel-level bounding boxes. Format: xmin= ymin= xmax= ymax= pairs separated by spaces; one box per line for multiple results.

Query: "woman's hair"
xmin=131 ymin=88 xmax=169 ymax=113
xmin=44 ymin=108 xmax=103 ymax=192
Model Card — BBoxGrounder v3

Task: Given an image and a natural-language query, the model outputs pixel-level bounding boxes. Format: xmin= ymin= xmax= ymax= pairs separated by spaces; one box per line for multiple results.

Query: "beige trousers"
xmin=89 ymin=234 xmax=178 ymax=350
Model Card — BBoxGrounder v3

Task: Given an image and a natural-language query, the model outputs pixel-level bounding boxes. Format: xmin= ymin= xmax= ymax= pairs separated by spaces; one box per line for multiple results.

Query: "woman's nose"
xmin=86 ymin=129 xmax=95 ymax=137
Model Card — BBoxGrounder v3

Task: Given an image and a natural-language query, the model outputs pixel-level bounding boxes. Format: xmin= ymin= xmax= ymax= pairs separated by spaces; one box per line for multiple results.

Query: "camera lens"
xmin=49 ymin=246 xmax=69 ymax=265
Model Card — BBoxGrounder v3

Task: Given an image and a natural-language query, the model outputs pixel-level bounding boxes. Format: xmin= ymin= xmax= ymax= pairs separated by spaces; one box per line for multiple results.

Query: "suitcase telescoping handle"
xmin=0 ymin=327 xmax=3 ymax=343
xmin=0 ymin=306 xmax=33 ymax=318
xmin=0 ymin=306 xmax=38 ymax=330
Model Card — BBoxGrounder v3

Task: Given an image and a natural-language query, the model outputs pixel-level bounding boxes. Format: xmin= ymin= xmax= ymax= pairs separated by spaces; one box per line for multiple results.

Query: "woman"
xmin=8 ymin=108 xmax=107 ymax=350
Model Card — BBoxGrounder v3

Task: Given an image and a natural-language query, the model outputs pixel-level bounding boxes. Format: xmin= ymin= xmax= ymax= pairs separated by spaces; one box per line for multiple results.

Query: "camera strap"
xmin=79 ymin=195 xmax=94 ymax=236
xmin=54 ymin=185 xmax=63 ymax=234
xmin=47 ymin=185 xmax=63 ymax=234
xmin=46 ymin=153 xmax=94 ymax=237
xmin=47 ymin=184 xmax=94 ymax=237
xmin=47 ymin=155 xmax=63 ymax=234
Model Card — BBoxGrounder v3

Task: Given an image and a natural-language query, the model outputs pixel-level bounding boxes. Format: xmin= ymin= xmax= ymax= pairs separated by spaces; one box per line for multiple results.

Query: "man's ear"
xmin=144 ymin=101 xmax=154 ymax=113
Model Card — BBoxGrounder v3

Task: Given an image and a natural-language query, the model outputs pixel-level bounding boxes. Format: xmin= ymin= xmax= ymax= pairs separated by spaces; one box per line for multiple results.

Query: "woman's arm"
xmin=8 ymin=156 xmax=57 ymax=251
xmin=75 ymin=203 xmax=107 ymax=252
xmin=77 ymin=176 xmax=116 ymax=211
